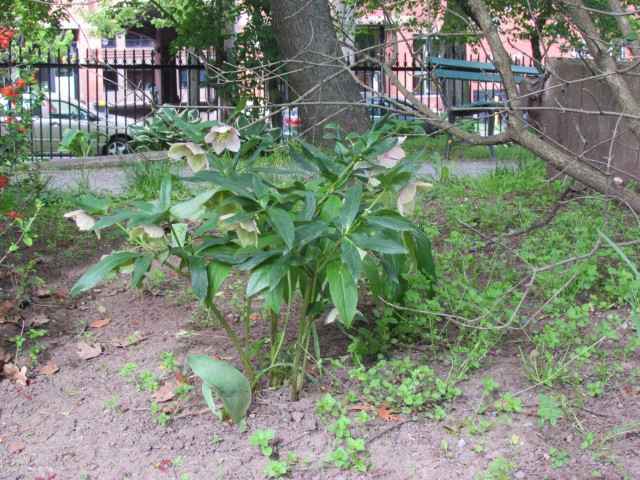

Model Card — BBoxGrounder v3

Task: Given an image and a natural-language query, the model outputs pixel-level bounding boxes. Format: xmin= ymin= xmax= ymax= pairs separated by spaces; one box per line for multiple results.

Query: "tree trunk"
xmin=466 ymin=0 xmax=640 ymax=212
xmin=270 ymin=0 xmax=371 ymax=144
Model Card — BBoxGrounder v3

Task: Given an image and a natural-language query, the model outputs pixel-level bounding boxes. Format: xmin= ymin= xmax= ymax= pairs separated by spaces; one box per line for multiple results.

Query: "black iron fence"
xmin=0 ymin=47 xmax=531 ymax=157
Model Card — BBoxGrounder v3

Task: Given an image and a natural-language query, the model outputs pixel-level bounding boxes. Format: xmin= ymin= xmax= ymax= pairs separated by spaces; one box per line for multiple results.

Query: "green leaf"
xmin=351 ymin=233 xmax=407 ymax=254
xmin=327 ymin=261 xmax=358 ymax=327
xmin=71 ymin=252 xmax=140 ymax=296
xmin=188 ymin=256 xmax=209 ymax=301
xmin=207 ymin=261 xmax=231 ymax=293
xmin=170 ymin=190 xmax=216 ymax=220
xmin=321 ymin=195 xmax=342 ymax=224
xmin=367 ymin=213 xmax=417 ymax=231
xmin=294 ymin=221 xmax=331 ymax=248
xmin=92 ymin=210 xmax=132 ymax=230
xmin=74 ymin=193 xmax=110 ymax=215
xmin=187 ymin=354 xmax=252 ymax=424
xmin=341 ymin=238 xmax=362 ymax=283
xmin=158 ymin=175 xmax=173 ymax=211
xmin=246 ymin=263 xmax=272 ymax=297
xmin=296 ymin=192 xmax=316 ymax=222
xmin=288 ymin=144 xmax=319 ymax=173
xmin=340 ymin=184 xmax=362 ymax=233
xmin=269 ymin=207 xmax=295 ymax=250
xmin=130 ymin=255 xmax=153 ymax=290
xmin=362 ymin=256 xmax=383 ymax=301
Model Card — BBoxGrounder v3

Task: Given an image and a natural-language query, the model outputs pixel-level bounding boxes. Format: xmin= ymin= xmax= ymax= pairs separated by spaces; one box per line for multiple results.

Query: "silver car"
xmin=1 ymin=94 xmax=132 ymax=156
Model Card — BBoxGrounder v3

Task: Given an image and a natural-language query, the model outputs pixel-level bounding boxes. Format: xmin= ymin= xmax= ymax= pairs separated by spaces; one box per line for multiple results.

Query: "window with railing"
xmin=125 ymin=32 xmax=154 ymax=49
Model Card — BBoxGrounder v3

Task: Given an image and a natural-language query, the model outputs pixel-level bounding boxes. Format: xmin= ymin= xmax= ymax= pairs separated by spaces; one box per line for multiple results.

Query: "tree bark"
xmin=466 ymin=0 xmax=640 ymax=212
xmin=270 ymin=0 xmax=371 ymax=144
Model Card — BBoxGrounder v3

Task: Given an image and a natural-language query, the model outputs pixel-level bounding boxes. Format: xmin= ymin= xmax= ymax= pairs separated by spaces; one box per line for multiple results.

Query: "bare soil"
xmin=0 ymin=247 xmax=639 ymax=480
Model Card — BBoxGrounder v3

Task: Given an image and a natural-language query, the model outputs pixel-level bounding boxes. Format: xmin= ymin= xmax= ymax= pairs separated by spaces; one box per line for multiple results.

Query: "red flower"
xmin=0 ymin=176 xmax=10 ymax=188
xmin=7 ymin=211 xmax=23 ymax=220
xmin=3 ymin=116 xmax=12 ymax=125
xmin=0 ymin=227 xmax=5 ymax=232
xmin=15 ymin=78 xmax=26 ymax=89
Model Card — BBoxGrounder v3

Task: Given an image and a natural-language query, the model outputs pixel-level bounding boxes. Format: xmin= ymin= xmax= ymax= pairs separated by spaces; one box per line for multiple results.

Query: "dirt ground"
xmin=0 ymin=248 xmax=639 ymax=480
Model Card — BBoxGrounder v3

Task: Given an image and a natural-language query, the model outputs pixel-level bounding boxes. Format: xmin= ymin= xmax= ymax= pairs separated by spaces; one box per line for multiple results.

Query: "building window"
xmin=125 ymin=32 xmax=154 ymax=48
xmin=354 ymin=25 xmax=384 ymax=62
xmin=126 ymin=69 xmax=154 ymax=90
xmin=102 ymin=37 xmax=117 ymax=48
xmin=412 ymin=35 xmax=439 ymax=95
xmin=103 ymin=68 xmax=119 ymax=91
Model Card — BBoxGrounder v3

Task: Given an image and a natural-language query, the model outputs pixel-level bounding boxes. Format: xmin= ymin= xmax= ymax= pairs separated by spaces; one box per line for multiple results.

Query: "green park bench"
xmin=427 ymin=56 xmax=542 ymax=161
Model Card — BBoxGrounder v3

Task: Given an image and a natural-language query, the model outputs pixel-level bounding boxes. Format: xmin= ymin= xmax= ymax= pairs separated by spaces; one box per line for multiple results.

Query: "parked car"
xmin=363 ymin=95 xmax=439 ymax=134
xmin=1 ymin=94 xmax=133 ymax=156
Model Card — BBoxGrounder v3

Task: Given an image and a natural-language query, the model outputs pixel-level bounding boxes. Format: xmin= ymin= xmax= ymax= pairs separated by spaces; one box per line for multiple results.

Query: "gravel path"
xmin=38 ymin=155 xmax=518 ymax=194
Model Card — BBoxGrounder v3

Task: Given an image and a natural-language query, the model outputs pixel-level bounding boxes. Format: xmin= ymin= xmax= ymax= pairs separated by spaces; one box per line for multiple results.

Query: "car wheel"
xmin=105 ymin=136 xmax=131 ymax=156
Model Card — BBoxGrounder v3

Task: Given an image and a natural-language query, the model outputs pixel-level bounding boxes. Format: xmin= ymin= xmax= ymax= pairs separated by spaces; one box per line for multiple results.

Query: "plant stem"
xmin=207 ymin=303 xmax=256 ymax=385
xmin=290 ymin=274 xmax=316 ymax=401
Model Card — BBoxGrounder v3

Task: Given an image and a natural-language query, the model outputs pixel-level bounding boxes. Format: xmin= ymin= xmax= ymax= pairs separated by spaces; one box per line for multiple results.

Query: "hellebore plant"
xmin=68 ymin=115 xmax=436 ymax=413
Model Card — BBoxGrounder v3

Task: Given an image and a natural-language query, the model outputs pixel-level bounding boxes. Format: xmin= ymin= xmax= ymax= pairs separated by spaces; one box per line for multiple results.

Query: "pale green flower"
xmin=129 ymin=224 xmax=165 ymax=240
xmin=219 ymin=213 xmax=259 ymax=248
xmin=168 ymin=142 xmax=207 ymax=172
xmin=376 ymin=136 xmax=406 ymax=168
xmin=204 ymin=125 xmax=241 ymax=155
xmin=65 ymin=209 xmax=99 ymax=238
xmin=64 ymin=209 xmax=96 ymax=231
xmin=397 ymin=181 xmax=432 ymax=217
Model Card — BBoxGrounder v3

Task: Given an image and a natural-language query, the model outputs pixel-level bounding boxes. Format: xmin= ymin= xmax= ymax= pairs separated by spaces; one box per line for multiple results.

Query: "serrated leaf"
xmin=341 ymin=238 xmax=362 ymax=282
xmin=269 ymin=207 xmax=295 ymax=250
xmin=71 ymin=252 xmax=140 ymax=296
xmin=170 ymin=190 xmax=216 ymax=220
xmin=340 ymin=184 xmax=362 ymax=233
xmin=351 ymin=233 xmax=407 ymax=254
xmin=188 ymin=256 xmax=208 ymax=301
xmin=246 ymin=263 xmax=272 ymax=297
xmin=327 ymin=261 xmax=358 ymax=327
xmin=131 ymin=255 xmax=153 ymax=290
xmin=187 ymin=354 xmax=252 ymax=424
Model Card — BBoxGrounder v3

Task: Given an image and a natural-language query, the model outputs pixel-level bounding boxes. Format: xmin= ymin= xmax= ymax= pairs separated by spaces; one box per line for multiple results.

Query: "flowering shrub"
xmin=69 ymin=117 xmax=435 ymax=405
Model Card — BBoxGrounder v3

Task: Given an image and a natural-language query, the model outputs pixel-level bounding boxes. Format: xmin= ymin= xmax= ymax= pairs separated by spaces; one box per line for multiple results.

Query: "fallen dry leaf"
xmin=30 ymin=313 xmax=50 ymax=326
xmin=90 ymin=318 xmax=111 ymax=328
xmin=375 ymin=404 xmax=400 ymax=422
xmin=174 ymin=373 xmax=188 ymax=385
xmin=53 ymin=286 xmax=70 ymax=298
xmin=76 ymin=342 xmax=102 ymax=360
xmin=347 ymin=404 xmax=372 ymax=413
xmin=35 ymin=287 xmax=51 ymax=298
xmin=10 ymin=442 xmax=26 ymax=453
xmin=3 ymin=364 xmax=28 ymax=386
xmin=151 ymin=382 xmax=177 ymax=403
xmin=39 ymin=364 xmax=59 ymax=376
xmin=0 ymin=314 xmax=20 ymax=325
xmin=111 ymin=331 xmax=146 ymax=347
xmin=0 ymin=300 xmax=14 ymax=314
xmin=0 ymin=349 xmax=10 ymax=363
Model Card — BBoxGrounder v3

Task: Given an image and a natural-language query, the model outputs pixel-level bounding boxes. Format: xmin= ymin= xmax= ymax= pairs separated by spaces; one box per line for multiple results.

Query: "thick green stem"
xmin=290 ymin=274 xmax=317 ymax=401
xmin=208 ymin=303 xmax=256 ymax=385
xmin=245 ymin=296 xmax=252 ymax=355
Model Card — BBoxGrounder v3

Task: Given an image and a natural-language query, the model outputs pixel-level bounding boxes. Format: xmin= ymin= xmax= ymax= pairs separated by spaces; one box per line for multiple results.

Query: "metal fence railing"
xmin=1 ymin=47 xmax=533 ymax=157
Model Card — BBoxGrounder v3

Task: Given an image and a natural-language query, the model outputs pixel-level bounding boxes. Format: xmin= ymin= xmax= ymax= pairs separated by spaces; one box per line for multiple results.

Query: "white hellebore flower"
xmin=129 ymin=224 xmax=165 ymax=240
xmin=376 ymin=136 xmax=407 ymax=168
xmin=204 ymin=125 xmax=241 ymax=155
xmin=397 ymin=181 xmax=433 ymax=217
xmin=168 ymin=142 xmax=207 ymax=173
xmin=65 ymin=210 xmax=97 ymax=232
xmin=219 ymin=213 xmax=259 ymax=248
